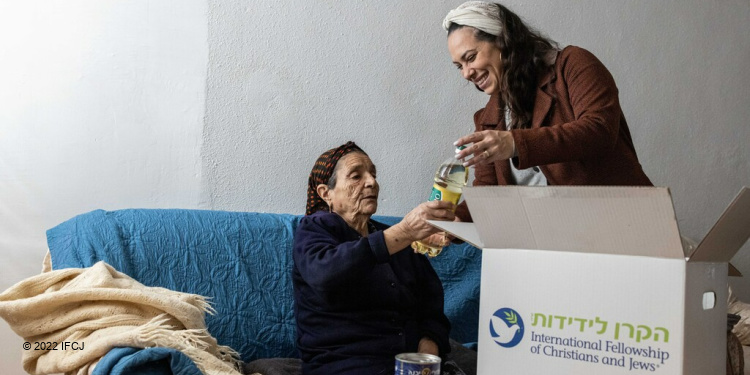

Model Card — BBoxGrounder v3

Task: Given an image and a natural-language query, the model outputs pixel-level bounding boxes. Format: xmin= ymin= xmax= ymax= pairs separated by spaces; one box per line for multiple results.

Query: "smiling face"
xmin=317 ymin=152 xmax=379 ymax=224
xmin=447 ymin=26 xmax=503 ymax=95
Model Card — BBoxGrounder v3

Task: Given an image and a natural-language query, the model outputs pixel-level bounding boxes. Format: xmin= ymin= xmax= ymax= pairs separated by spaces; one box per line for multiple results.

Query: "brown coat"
xmin=456 ymin=46 xmax=652 ymax=222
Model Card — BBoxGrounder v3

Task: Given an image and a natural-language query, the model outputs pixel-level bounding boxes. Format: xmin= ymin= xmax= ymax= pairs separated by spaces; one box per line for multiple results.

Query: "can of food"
xmin=394 ymin=353 xmax=441 ymax=375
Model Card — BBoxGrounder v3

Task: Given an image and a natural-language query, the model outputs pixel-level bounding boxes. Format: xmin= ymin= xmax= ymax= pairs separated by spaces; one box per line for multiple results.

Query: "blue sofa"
xmin=46 ymin=209 xmax=481 ymax=367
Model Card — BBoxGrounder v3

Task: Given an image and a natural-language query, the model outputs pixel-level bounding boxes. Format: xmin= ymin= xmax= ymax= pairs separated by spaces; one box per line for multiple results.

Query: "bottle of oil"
xmin=411 ymin=145 xmax=468 ymax=257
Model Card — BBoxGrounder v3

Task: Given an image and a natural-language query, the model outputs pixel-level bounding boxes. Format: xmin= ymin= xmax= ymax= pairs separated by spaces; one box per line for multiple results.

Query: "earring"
xmin=327 ymin=200 xmax=332 ymax=213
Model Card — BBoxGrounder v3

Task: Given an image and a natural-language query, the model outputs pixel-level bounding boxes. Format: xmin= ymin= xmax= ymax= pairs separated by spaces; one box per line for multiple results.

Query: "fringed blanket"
xmin=0 ymin=261 xmax=242 ymax=375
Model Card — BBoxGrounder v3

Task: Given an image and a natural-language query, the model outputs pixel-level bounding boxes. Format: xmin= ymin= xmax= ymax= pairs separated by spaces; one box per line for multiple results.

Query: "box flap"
xmin=461 ymin=186 xmax=685 ymax=258
xmin=427 ymin=220 xmax=483 ymax=249
xmin=729 ymin=262 xmax=743 ymax=277
xmin=689 ymin=187 xmax=750 ymax=262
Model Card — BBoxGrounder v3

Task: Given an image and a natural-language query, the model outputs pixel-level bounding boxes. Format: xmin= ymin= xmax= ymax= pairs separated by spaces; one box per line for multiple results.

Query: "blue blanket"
xmin=47 ymin=209 xmax=480 ymax=371
xmin=92 ymin=347 xmax=203 ymax=375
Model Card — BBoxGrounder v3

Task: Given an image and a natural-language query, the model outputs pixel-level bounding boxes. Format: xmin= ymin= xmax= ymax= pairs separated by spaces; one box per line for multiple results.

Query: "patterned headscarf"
xmin=442 ymin=1 xmax=502 ymax=36
xmin=305 ymin=141 xmax=366 ymax=215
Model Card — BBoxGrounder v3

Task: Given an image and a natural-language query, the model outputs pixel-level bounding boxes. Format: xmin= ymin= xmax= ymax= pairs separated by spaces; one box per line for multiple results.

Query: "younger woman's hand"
xmin=455 ymin=129 xmax=515 ymax=167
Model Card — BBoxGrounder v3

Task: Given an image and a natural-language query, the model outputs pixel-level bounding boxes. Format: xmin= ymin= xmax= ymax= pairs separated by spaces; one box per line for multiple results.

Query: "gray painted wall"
xmin=1 ymin=1 xmax=748 ymax=373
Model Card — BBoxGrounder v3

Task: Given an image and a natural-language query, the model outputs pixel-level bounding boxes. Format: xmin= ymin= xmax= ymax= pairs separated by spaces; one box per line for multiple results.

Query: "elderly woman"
xmin=443 ymin=1 xmax=653 ymax=222
xmin=292 ymin=141 xmax=462 ymax=375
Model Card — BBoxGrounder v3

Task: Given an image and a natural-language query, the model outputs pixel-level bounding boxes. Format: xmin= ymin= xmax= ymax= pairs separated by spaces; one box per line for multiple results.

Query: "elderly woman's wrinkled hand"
xmin=400 ymin=200 xmax=456 ymax=241
xmin=418 ymin=337 xmax=440 ymax=356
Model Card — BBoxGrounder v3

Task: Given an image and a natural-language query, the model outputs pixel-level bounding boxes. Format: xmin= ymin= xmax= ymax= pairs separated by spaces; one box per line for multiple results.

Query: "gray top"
xmin=506 ymin=106 xmax=547 ymax=186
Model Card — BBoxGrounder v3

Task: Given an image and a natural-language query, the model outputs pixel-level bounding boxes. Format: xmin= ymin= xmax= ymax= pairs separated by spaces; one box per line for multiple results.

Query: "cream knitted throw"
xmin=0 ymin=261 xmax=243 ymax=375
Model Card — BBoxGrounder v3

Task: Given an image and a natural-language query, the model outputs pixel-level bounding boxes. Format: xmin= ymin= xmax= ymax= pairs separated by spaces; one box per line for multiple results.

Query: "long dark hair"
xmin=447 ymin=3 xmax=558 ymax=129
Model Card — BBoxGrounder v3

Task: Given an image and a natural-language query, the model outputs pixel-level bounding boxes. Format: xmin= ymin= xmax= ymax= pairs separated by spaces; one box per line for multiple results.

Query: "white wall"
xmin=0 ymin=1 xmax=208 ymax=372
xmin=201 ymin=1 xmax=480 ymax=214
xmin=1 ymin=1 xmax=749 ymax=373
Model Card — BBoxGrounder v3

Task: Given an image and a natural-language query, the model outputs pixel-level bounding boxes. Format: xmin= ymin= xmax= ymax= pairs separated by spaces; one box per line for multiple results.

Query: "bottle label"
xmin=429 ymin=184 xmax=461 ymax=204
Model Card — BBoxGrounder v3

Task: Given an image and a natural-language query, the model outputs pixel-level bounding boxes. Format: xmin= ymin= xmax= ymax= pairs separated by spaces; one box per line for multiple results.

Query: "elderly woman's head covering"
xmin=442 ymin=1 xmax=502 ymax=36
xmin=306 ymin=141 xmax=367 ymax=215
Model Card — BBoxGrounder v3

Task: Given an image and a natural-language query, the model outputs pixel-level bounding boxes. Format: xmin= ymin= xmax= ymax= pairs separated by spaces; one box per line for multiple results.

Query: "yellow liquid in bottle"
xmin=411 ymin=163 xmax=467 ymax=257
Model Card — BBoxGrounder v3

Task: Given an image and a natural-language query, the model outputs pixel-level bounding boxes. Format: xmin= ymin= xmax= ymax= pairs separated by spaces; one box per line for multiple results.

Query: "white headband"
xmin=442 ymin=1 xmax=502 ymax=36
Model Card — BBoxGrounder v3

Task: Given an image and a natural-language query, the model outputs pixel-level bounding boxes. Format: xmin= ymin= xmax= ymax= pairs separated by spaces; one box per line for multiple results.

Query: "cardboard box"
xmin=430 ymin=186 xmax=750 ymax=375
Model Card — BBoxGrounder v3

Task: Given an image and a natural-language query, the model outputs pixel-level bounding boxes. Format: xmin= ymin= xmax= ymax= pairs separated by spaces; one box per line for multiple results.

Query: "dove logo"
xmin=489 ymin=308 xmax=525 ymax=348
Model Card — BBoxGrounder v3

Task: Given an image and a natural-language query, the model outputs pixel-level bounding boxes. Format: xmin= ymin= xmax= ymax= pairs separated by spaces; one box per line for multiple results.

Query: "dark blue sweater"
xmin=292 ymin=212 xmax=451 ymax=375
